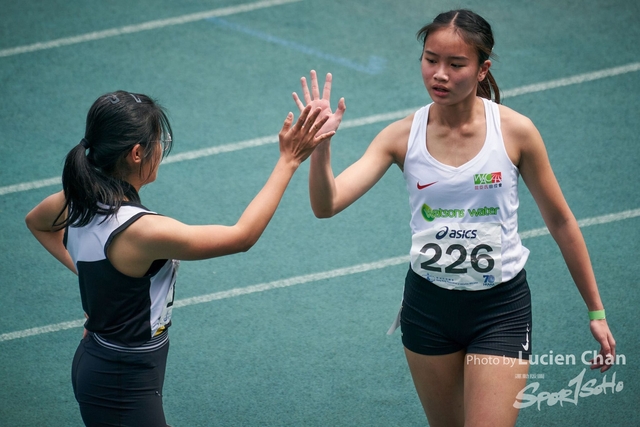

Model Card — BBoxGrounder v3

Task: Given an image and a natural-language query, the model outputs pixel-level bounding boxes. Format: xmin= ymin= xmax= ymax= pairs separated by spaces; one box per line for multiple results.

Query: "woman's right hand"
xmin=293 ymin=70 xmax=346 ymax=137
xmin=278 ymin=104 xmax=333 ymax=166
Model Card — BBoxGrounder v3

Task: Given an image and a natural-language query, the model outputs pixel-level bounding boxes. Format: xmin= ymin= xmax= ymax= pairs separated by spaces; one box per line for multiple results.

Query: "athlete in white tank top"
xmin=299 ymin=14 xmax=616 ymax=424
xmin=404 ymin=98 xmax=529 ymax=290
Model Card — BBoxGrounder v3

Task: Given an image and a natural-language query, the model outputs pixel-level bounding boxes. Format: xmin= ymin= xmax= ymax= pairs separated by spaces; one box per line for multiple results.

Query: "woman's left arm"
xmin=25 ymin=190 xmax=77 ymax=274
xmin=503 ymin=108 xmax=615 ymax=372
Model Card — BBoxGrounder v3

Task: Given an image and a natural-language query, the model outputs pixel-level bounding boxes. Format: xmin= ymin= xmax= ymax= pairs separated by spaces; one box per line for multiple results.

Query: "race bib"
xmin=154 ymin=260 xmax=180 ymax=336
xmin=410 ymin=223 xmax=502 ymax=290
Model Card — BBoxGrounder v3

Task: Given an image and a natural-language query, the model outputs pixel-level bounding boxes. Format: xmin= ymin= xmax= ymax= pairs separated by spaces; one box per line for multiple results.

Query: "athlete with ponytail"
xmin=25 ymin=90 xmax=332 ymax=426
xmin=294 ymin=10 xmax=615 ymax=426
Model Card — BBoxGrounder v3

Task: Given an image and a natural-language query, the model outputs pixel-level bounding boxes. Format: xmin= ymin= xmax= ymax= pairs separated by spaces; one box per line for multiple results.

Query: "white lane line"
xmin=0 ymin=320 xmax=86 ymax=342
xmin=0 ymin=0 xmax=302 ymax=58
xmin=2 ymin=61 xmax=639 ymax=197
xmin=502 ymin=62 xmax=640 ymax=98
xmin=173 ymin=255 xmax=409 ymax=308
xmin=0 ymin=177 xmax=62 ymax=196
xmin=2 ymin=208 xmax=639 ymax=343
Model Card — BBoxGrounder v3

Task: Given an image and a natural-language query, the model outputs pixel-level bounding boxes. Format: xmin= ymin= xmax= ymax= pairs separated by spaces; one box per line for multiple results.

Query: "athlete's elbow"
xmin=24 ymin=213 xmax=32 ymax=230
xmin=309 ymin=192 xmax=340 ymax=218
xmin=312 ymin=206 xmax=336 ymax=219
xmin=235 ymin=237 xmax=257 ymax=253
xmin=237 ymin=230 xmax=262 ymax=253
xmin=24 ymin=210 xmax=39 ymax=234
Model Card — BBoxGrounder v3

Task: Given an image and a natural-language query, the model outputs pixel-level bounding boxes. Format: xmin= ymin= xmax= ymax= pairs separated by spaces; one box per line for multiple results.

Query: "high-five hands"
xmin=293 ymin=70 xmax=346 ymax=137
xmin=278 ymin=105 xmax=333 ymax=166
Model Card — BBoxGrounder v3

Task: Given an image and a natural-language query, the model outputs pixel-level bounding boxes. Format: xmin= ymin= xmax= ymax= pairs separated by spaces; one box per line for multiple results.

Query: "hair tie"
xmin=80 ymin=138 xmax=90 ymax=149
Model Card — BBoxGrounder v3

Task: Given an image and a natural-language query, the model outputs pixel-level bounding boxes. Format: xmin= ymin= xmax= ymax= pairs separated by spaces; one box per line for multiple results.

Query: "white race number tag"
xmin=410 ymin=223 xmax=502 ymax=290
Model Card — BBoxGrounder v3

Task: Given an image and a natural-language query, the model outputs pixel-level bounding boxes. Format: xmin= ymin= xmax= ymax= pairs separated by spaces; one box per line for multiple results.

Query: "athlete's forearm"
xmin=308 ymin=142 xmax=338 ymax=218
xmin=549 ymin=219 xmax=603 ymax=311
xmin=233 ymin=156 xmax=299 ymax=250
xmin=28 ymin=227 xmax=77 ymax=274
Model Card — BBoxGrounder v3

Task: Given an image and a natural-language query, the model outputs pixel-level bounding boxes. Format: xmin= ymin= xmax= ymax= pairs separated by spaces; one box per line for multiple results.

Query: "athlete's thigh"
xmin=404 ymin=347 xmax=465 ymax=427
xmin=463 ymin=354 xmax=529 ymax=427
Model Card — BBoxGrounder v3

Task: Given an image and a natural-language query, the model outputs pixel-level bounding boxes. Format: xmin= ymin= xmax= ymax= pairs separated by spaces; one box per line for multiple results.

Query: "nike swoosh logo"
xmin=417 ymin=181 xmax=437 ymax=190
xmin=521 ymin=324 xmax=530 ymax=351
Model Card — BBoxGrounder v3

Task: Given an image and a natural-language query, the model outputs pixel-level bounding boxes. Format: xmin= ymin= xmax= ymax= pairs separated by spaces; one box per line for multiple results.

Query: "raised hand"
xmin=278 ymin=105 xmax=333 ymax=165
xmin=292 ymin=70 xmax=346 ymax=136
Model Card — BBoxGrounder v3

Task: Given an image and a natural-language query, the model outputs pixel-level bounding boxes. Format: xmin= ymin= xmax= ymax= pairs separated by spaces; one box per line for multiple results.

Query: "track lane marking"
xmin=0 ymin=0 xmax=302 ymax=58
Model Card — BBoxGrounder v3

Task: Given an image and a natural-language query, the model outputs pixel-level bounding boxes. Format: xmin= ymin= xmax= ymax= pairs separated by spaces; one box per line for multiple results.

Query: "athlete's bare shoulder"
xmin=498 ymin=104 xmax=536 ymax=134
xmin=497 ymin=104 xmax=543 ymax=166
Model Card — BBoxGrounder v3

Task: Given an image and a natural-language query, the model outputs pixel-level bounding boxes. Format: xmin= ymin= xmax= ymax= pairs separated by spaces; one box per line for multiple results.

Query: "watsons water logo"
xmin=421 ymin=204 xmax=500 ymax=222
xmin=468 ymin=207 xmax=500 ymax=217
xmin=435 ymin=226 xmax=478 ymax=240
xmin=421 ymin=204 xmax=465 ymax=222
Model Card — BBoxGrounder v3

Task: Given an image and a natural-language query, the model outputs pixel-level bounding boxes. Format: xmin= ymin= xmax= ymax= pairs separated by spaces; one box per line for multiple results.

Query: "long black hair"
xmin=56 ymin=91 xmax=173 ymax=228
xmin=417 ymin=9 xmax=500 ymax=103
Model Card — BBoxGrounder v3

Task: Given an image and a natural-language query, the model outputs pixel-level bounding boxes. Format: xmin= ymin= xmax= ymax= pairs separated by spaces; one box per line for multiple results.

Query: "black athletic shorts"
xmin=71 ymin=333 xmax=170 ymax=427
xmin=401 ymin=267 xmax=531 ymax=359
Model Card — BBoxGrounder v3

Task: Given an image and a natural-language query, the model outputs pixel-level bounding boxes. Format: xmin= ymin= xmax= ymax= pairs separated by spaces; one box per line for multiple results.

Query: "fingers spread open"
xmin=322 ymin=73 xmax=332 ymax=102
xmin=312 ymin=113 xmax=329 ymax=132
xmin=294 ymin=105 xmax=313 ymax=130
xmin=292 ymin=92 xmax=305 ymax=112
xmin=310 ymin=70 xmax=320 ymax=100
xmin=301 ymin=76 xmax=312 ymax=104
xmin=304 ymin=107 xmax=324 ymax=131
xmin=315 ymin=130 xmax=335 ymax=143
xmin=279 ymin=112 xmax=294 ymax=136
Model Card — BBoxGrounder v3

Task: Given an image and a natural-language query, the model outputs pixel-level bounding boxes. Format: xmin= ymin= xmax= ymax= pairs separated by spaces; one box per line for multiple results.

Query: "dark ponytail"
xmin=477 ymin=71 xmax=500 ymax=104
xmin=417 ymin=9 xmax=500 ymax=104
xmin=57 ymin=91 xmax=173 ymax=228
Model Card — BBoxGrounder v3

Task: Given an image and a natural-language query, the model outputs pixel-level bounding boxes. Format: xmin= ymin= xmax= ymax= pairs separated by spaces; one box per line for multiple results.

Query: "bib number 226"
xmin=419 ymin=243 xmax=495 ymax=274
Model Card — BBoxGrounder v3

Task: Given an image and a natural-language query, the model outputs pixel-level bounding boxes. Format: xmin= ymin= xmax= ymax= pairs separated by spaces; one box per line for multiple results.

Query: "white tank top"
xmin=65 ymin=203 xmax=179 ymax=348
xmin=403 ymin=98 xmax=529 ymax=290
